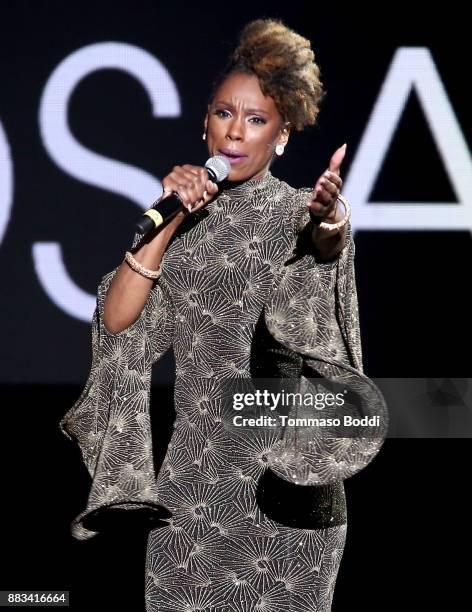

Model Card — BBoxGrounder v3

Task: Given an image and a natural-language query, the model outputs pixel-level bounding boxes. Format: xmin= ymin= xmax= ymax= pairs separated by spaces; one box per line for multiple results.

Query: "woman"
xmin=60 ymin=18 xmax=386 ymax=611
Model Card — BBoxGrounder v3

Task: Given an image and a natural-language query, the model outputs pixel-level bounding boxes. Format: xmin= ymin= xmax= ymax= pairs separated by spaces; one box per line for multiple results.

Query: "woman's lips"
xmin=218 ymin=149 xmax=247 ymax=165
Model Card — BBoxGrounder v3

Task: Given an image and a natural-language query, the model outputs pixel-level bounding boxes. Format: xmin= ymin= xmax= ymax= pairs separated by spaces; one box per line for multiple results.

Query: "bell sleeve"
xmin=263 ymin=186 xmax=388 ymax=486
xmin=59 ymin=248 xmax=175 ymax=540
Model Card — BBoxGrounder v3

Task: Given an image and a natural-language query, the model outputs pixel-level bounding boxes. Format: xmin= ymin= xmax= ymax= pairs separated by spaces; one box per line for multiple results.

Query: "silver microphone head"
xmin=204 ymin=155 xmax=231 ymax=182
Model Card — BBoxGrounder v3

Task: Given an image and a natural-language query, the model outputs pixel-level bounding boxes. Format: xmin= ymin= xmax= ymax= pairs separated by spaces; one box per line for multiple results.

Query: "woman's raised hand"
xmin=307 ymin=144 xmax=346 ymax=222
xmin=161 ymin=164 xmax=219 ymax=219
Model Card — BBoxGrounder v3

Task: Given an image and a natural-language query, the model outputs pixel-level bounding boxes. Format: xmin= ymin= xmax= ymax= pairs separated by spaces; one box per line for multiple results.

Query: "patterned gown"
xmin=144 ymin=172 xmax=349 ymax=612
xmin=59 ymin=170 xmax=386 ymax=612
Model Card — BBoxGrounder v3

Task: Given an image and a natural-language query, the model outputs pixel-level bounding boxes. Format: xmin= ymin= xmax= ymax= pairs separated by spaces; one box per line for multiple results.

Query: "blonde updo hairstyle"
xmin=208 ymin=18 xmax=325 ymax=133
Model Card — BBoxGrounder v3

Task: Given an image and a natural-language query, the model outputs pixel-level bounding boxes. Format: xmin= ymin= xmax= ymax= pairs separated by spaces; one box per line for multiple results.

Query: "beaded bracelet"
xmin=124 ymin=251 xmax=162 ymax=280
xmin=311 ymin=194 xmax=351 ymax=232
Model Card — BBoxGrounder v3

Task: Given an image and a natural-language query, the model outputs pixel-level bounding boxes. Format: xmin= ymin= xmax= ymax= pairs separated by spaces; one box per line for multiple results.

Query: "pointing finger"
xmin=329 ymin=143 xmax=347 ymax=176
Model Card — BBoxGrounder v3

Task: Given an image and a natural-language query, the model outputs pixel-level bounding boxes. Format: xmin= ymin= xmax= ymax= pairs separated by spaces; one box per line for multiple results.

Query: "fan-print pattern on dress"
xmin=145 ymin=174 xmax=352 ymax=611
xmin=59 ymin=171 xmax=385 ymax=611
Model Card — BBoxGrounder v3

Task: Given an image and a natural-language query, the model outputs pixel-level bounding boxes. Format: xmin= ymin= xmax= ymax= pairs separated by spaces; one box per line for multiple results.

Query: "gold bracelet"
xmin=124 ymin=251 xmax=162 ymax=280
xmin=317 ymin=194 xmax=351 ymax=232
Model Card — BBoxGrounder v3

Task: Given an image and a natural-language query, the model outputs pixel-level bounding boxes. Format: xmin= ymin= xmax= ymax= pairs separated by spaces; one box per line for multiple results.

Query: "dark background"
xmin=0 ymin=1 xmax=470 ymax=610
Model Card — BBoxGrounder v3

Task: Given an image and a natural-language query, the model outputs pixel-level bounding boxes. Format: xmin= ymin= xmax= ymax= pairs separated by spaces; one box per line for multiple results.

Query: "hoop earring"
xmin=275 ymin=144 xmax=285 ymax=156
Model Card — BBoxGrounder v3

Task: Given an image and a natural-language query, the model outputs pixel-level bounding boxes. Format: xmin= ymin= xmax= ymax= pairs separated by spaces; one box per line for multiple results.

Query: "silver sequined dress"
xmin=145 ymin=172 xmax=348 ymax=612
xmin=60 ymin=170 xmax=386 ymax=612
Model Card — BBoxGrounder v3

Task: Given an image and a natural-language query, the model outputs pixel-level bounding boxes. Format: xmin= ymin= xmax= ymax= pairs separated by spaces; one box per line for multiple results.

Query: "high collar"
xmin=218 ymin=170 xmax=277 ymax=198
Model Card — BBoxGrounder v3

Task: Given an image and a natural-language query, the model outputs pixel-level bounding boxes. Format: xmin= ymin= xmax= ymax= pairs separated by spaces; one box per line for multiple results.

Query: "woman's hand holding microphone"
xmin=161 ymin=164 xmax=220 ymax=223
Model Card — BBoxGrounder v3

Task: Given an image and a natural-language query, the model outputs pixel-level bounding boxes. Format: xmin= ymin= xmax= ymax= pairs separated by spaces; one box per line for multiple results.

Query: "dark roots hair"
xmin=208 ymin=18 xmax=325 ymax=132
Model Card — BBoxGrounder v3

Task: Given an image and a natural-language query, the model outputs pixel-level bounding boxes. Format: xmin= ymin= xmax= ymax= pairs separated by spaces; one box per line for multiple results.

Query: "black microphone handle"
xmin=134 ymin=167 xmax=218 ymax=235
xmin=135 ymin=192 xmax=183 ymax=234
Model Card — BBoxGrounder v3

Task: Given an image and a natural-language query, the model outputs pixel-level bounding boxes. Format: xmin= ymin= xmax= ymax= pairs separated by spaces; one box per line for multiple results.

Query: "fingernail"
xmin=342 ymin=143 xmax=347 ymax=149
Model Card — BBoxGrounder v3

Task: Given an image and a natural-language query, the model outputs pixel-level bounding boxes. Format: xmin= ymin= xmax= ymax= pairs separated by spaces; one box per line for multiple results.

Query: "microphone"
xmin=135 ymin=155 xmax=231 ymax=235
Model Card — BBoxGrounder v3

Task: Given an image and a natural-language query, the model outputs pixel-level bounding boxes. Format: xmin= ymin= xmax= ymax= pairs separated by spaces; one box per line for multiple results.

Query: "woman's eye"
xmin=214 ymin=110 xmax=266 ymax=125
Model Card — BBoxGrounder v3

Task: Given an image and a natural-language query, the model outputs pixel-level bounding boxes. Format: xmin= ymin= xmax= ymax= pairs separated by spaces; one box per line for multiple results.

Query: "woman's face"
xmin=204 ymin=72 xmax=290 ymax=182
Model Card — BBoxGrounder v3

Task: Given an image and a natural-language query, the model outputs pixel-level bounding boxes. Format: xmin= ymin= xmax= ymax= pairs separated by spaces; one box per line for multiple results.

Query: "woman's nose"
xmin=226 ymin=117 xmax=244 ymax=140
